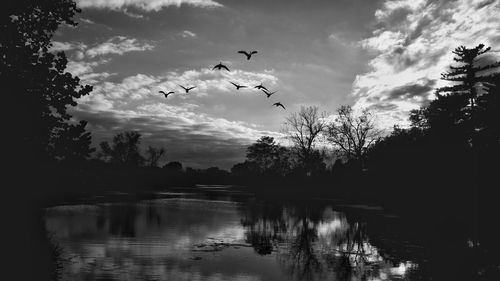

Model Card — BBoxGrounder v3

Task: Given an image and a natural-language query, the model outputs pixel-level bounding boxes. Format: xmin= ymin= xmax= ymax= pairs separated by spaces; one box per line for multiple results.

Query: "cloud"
xmin=352 ymin=0 xmax=500 ymax=128
xmin=123 ymin=8 xmax=145 ymax=18
xmin=51 ymin=36 xmax=153 ymax=61
xmin=85 ymin=36 xmax=154 ymax=58
xmin=180 ymin=30 xmax=197 ymax=38
xmin=75 ymin=0 xmax=223 ymax=11
xmin=71 ymin=68 xmax=281 ymax=168
xmin=384 ymin=79 xmax=435 ymax=101
xmin=65 ymin=59 xmax=115 ymax=84
xmin=50 ymin=41 xmax=87 ymax=53
xmin=78 ymin=17 xmax=96 ymax=24
xmin=66 ymin=59 xmax=109 ymax=76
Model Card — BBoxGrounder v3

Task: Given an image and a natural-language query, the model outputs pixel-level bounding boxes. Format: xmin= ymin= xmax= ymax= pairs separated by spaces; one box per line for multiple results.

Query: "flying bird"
xmin=159 ymin=90 xmax=174 ymax=98
xmin=230 ymin=82 xmax=247 ymax=90
xmin=273 ymin=102 xmax=286 ymax=110
xmin=238 ymin=50 xmax=258 ymax=60
xmin=179 ymin=85 xmax=196 ymax=93
xmin=254 ymin=83 xmax=269 ymax=92
xmin=213 ymin=62 xmax=230 ymax=71
xmin=261 ymin=89 xmax=278 ymax=98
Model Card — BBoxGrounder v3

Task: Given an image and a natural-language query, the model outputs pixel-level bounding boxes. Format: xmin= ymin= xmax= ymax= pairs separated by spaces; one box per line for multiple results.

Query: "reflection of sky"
xmin=45 ymin=197 xmax=417 ymax=281
xmin=45 ymin=198 xmax=286 ymax=281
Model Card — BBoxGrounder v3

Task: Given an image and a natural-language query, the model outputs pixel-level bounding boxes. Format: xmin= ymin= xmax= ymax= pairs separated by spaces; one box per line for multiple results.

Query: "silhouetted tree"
xmin=99 ymin=131 xmax=144 ymax=167
xmin=231 ymin=161 xmax=255 ymax=175
xmin=2 ymin=0 xmax=94 ymax=163
xmin=245 ymin=136 xmax=292 ymax=175
xmin=145 ymin=146 xmax=165 ymax=167
xmin=163 ymin=161 xmax=183 ymax=172
xmin=414 ymin=44 xmax=500 ymax=146
xmin=283 ymin=106 xmax=327 ymax=175
xmin=326 ymin=105 xmax=380 ymax=169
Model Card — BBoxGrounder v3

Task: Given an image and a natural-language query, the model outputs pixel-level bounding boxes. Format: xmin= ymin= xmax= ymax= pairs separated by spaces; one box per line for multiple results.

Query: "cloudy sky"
xmin=53 ymin=0 xmax=500 ymax=169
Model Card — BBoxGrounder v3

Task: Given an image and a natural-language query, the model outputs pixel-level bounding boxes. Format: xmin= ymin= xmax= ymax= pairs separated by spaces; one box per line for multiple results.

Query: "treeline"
xmin=4 ymin=0 xmax=499 ymax=211
xmin=231 ymin=45 xmax=500 ymax=205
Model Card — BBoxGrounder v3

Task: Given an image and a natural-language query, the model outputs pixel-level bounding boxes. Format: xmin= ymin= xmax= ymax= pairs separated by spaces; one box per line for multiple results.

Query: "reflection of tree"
xmin=239 ymin=200 xmax=415 ymax=281
xmin=282 ymin=217 xmax=320 ymax=280
xmin=107 ymin=204 xmax=138 ymax=237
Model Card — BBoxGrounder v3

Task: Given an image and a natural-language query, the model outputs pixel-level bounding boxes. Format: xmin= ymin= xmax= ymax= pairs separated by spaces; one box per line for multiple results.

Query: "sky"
xmin=52 ymin=0 xmax=500 ymax=169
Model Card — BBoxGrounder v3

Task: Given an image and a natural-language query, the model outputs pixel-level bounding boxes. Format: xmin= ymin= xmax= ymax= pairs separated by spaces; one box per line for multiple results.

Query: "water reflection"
xmin=240 ymin=199 xmax=417 ymax=280
xmin=45 ymin=188 xmax=421 ymax=281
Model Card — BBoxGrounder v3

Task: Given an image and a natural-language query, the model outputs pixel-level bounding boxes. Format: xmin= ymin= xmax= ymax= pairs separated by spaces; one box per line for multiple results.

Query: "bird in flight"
xmin=179 ymin=85 xmax=196 ymax=93
xmin=159 ymin=90 xmax=174 ymax=98
xmin=230 ymin=82 xmax=247 ymax=90
xmin=261 ymin=89 xmax=278 ymax=98
xmin=254 ymin=83 xmax=269 ymax=92
xmin=238 ymin=50 xmax=258 ymax=60
xmin=273 ymin=102 xmax=286 ymax=110
xmin=213 ymin=62 xmax=230 ymax=71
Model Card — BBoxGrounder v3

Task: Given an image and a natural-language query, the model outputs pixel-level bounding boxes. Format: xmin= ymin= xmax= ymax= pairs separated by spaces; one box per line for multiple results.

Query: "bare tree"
xmin=325 ymin=106 xmax=381 ymax=166
xmin=145 ymin=146 xmax=166 ymax=167
xmin=283 ymin=106 xmax=327 ymax=173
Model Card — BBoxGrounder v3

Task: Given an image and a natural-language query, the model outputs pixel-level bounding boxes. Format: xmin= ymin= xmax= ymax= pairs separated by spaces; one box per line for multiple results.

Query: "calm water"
xmin=44 ymin=186 xmax=440 ymax=281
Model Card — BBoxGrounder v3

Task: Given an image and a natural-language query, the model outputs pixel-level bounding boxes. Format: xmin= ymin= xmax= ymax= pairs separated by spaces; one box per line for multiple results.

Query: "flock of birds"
xmin=158 ymin=50 xmax=286 ymax=110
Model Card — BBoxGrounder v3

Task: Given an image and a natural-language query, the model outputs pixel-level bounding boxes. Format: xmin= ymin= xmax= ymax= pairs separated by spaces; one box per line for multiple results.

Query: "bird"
xmin=273 ymin=102 xmax=286 ymax=110
xmin=261 ymin=89 xmax=277 ymax=98
xmin=213 ymin=62 xmax=230 ymax=71
xmin=159 ymin=90 xmax=174 ymax=98
xmin=254 ymin=83 xmax=269 ymax=92
xmin=179 ymin=85 xmax=196 ymax=93
xmin=230 ymin=82 xmax=247 ymax=90
xmin=238 ymin=50 xmax=258 ymax=60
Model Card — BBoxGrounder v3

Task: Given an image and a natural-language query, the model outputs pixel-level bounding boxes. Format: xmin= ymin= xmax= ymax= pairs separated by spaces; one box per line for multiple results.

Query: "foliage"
xmin=411 ymin=44 xmax=500 ymax=147
xmin=99 ymin=131 xmax=145 ymax=167
xmin=245 ymin=136 xmax=292 ymax=175
xmin=163 ymin=161 xmax=183 ymax=172
xmin=2 ymin=0 xmax=94 ymax=163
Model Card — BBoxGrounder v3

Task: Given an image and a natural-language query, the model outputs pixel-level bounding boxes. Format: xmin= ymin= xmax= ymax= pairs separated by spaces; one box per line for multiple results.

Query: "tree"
xmin=325 ymin=105 xmax=380 ymax=167
xmin=99 ymin=131 xmax=144 ymax=167
xmin=245 ymin=136 xmax=291 ymax=175
xmin=2 ymin=0 xmax=94 ymax=163
xmin=434 ymin=44 xmax=500 ymax=145
xmin=283 ymin=106 xmax=327 ymax=174
xmin=163 ymin=161 xmax=183 ymax=172
xmin=145 ymin=146 xmax=166 ymax=168
xmin=476 ymin=73 xmax=500 ymax=146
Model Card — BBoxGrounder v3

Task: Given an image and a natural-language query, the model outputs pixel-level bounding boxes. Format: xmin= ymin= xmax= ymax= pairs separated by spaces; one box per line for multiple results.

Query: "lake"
xmin=44 ymin=185 xmax=474 ymax=281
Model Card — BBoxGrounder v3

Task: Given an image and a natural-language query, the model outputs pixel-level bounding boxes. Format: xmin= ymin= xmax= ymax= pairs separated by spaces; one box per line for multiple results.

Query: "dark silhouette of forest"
xmin=2 ymin=1 xmax=500 ymax=280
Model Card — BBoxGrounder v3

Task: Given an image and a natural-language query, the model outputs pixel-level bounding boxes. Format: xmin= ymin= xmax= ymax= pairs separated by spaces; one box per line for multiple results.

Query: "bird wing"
xmin=230 ymin=82 xmax=238 ymax=87
xmin=251 ymin=51 xmax=258 ymax=55
xmin=187 ymin=86 xmax=196 ymax=91
xmin=179 ymin=85 xmax=187 ymax=91
xmin=238 ymin=51 xmax=248 ymax=55
xmin=222 ymin=65 xmax=230 ymax=71
xmin=159 ymin=91 xmax=165 ymax=94
xmin=212 ymin=65 xmax=218 ymax=70
xmin=168 ymin=91 xmax=174 ymax=94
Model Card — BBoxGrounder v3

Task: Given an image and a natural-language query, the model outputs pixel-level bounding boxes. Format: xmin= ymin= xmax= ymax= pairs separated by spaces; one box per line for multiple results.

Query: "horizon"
xmin=52 ymin=0 xmax=500 ymax=169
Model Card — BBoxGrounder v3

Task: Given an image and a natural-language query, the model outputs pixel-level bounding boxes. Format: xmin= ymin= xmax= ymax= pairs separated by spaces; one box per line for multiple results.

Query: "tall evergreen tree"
xmin=436 ymin=44 xmax=500 ymax=144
